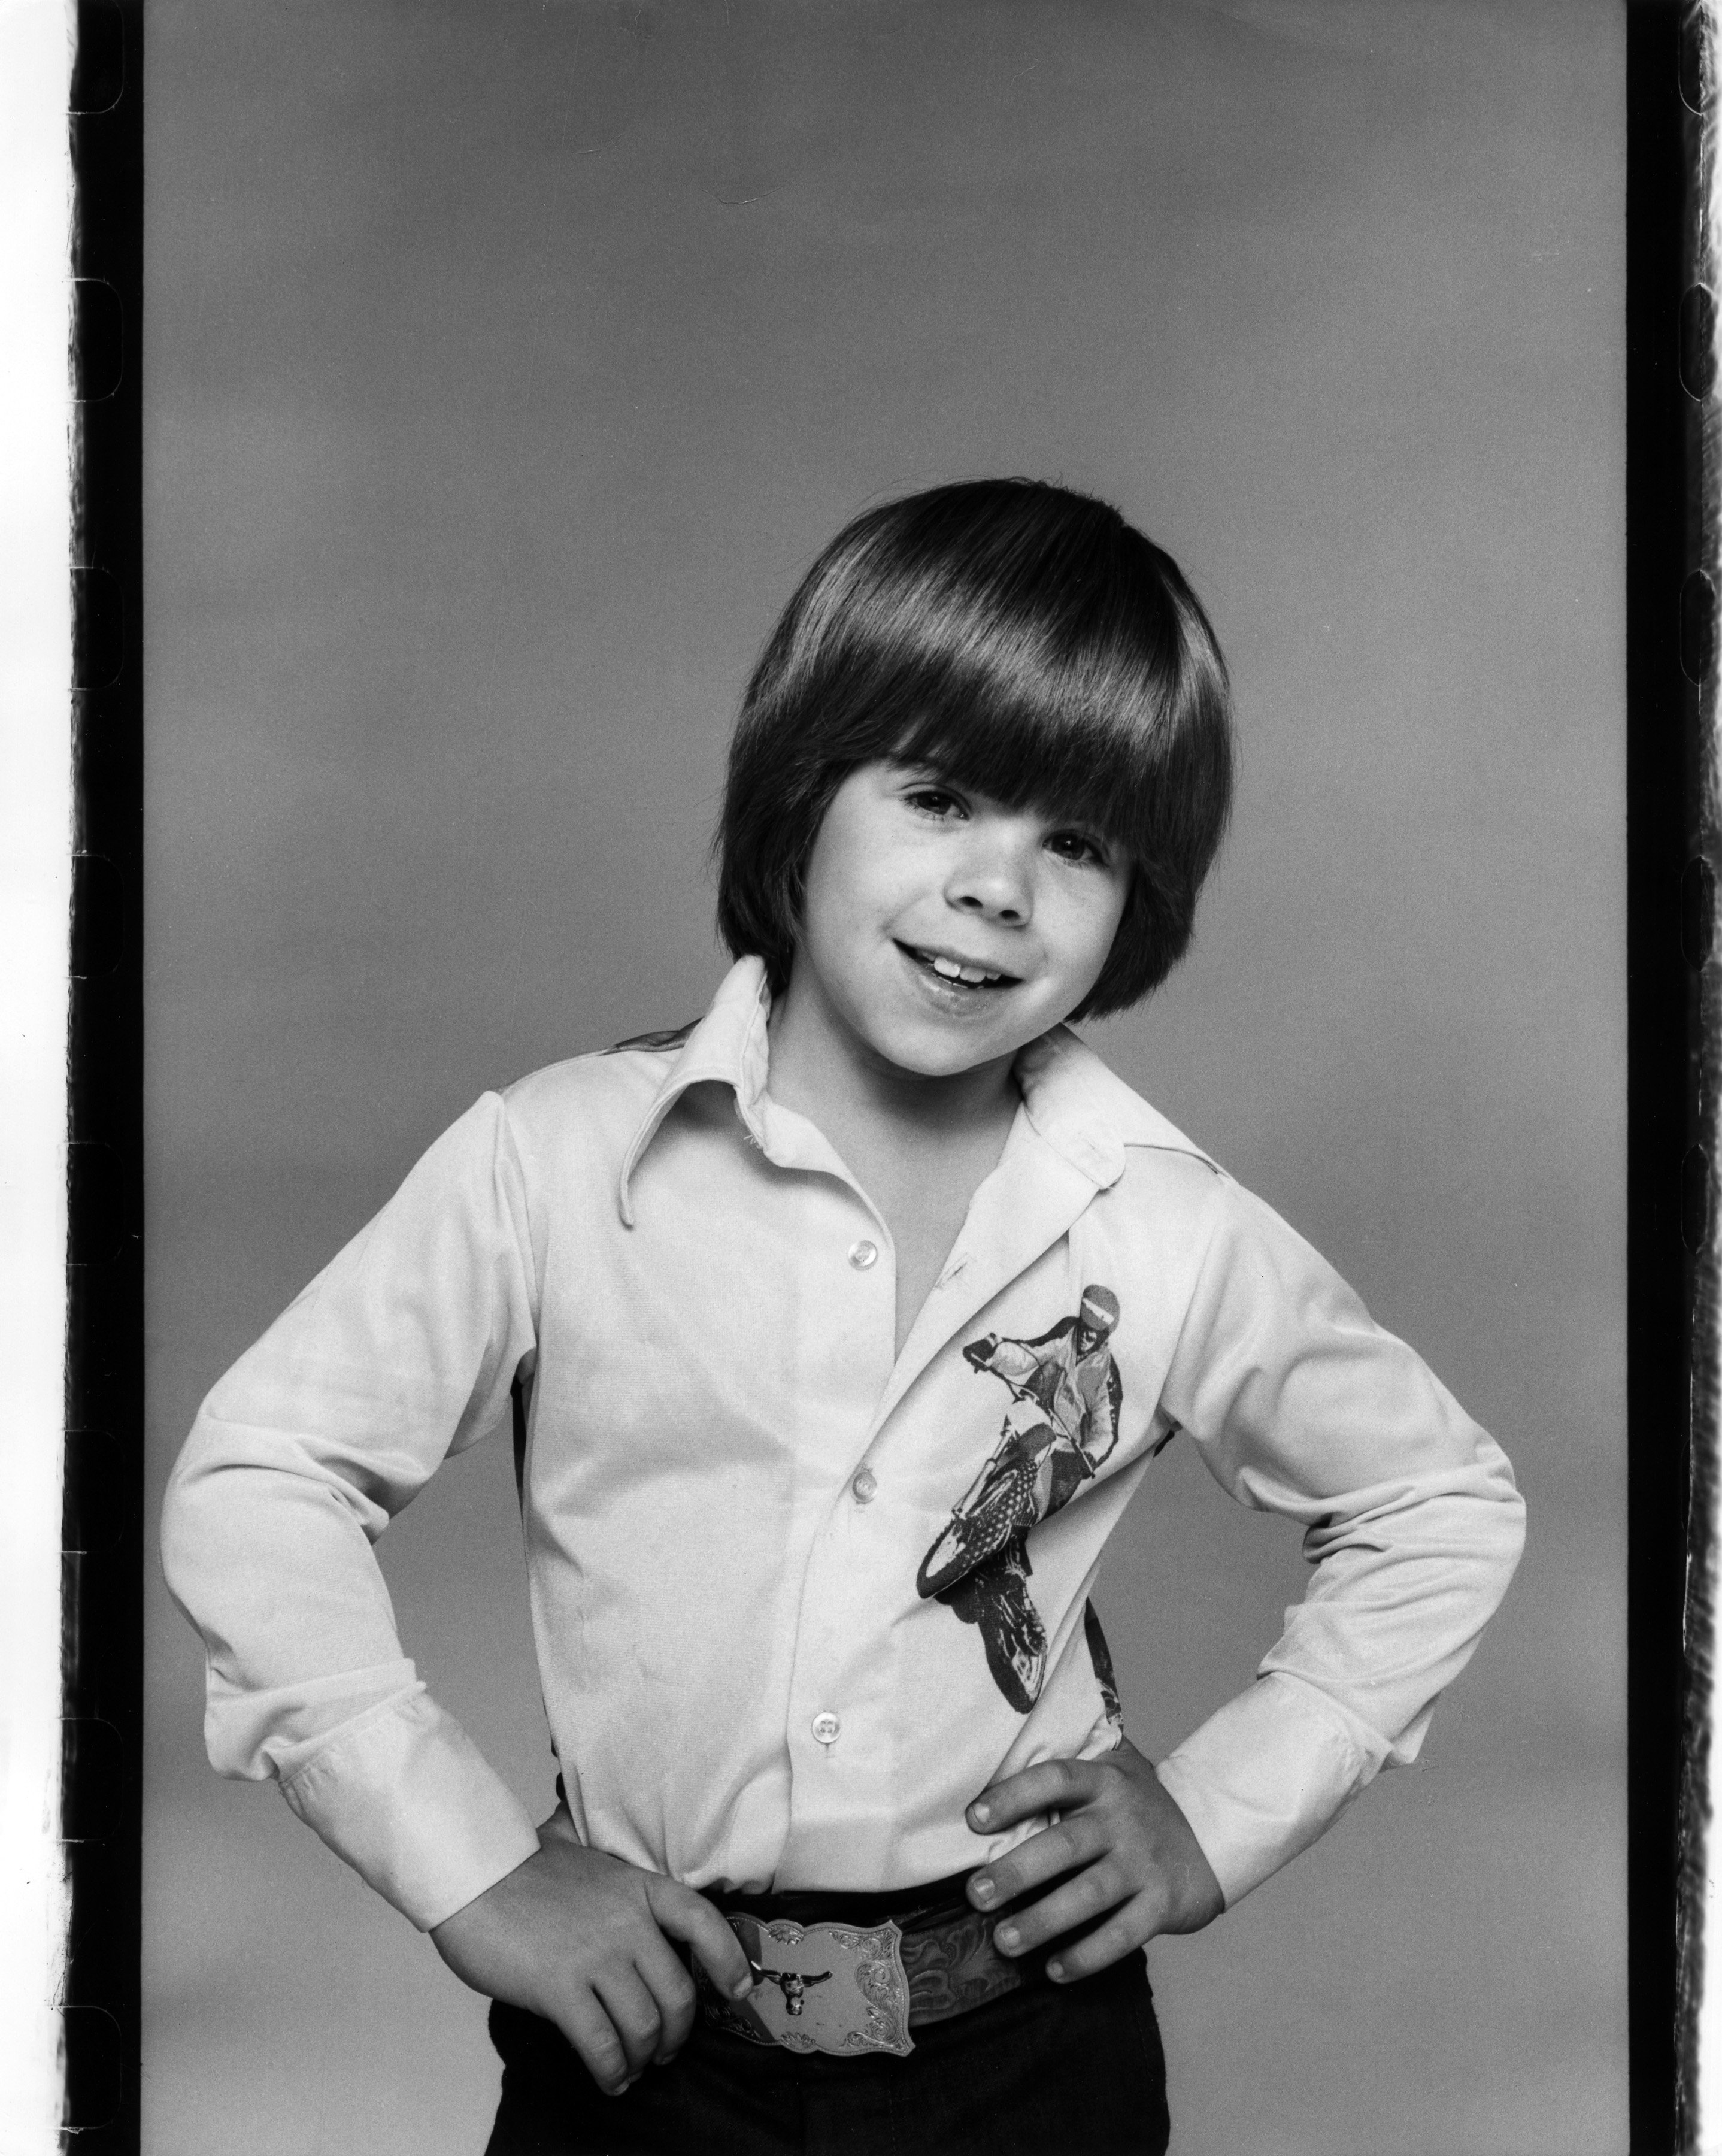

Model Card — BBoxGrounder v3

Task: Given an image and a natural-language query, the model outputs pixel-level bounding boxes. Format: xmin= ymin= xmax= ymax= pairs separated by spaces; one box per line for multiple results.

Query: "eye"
xmin=902 ymin=785 xmax=968 ymax=820
xmin=1046 ymin=828 xmax=1111 ymax=867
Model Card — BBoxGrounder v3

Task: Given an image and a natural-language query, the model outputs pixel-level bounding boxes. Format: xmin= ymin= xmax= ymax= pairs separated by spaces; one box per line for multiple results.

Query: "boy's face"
xmin=787 ymin=760 xmax=1130 ymax=1083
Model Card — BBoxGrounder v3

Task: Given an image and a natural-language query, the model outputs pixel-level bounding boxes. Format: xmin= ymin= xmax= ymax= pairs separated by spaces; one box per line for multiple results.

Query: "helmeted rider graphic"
xmin=917 ymin=1286 xmax=1124 ymax=1713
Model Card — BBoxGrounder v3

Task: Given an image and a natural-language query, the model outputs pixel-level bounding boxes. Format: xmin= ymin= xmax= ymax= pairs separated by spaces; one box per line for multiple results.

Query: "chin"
xmin=892 ymin=1043 xmax=999 ymax=1079
xmin=869 ymin=1015 xmax=1032 ymax=1079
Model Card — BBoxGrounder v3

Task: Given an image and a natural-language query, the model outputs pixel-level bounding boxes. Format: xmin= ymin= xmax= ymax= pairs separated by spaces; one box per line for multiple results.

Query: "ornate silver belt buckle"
xmin=703 ymin=1913 xmax=915 ymax=2057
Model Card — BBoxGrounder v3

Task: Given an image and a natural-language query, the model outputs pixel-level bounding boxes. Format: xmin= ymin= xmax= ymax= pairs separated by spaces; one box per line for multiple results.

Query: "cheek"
xmin=799 ymin=810 xmax=865 ymax=937
xmin=806 ymin=818 xmax=920 ymax=936
xmin=1050 ymin=878 xmax=1130 ymax=985
xmin=798 ymin=825 xmax=902 ymax=976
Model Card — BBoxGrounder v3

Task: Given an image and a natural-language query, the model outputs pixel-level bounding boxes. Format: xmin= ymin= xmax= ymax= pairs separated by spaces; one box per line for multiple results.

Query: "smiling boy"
xmin=163 ymin=480 xmax=1523 ymax=2154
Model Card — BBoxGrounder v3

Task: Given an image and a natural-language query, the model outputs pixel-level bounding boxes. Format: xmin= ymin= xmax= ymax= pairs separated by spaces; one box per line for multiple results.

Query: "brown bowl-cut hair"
xmin=715 ymin=479 xmax=1234 ymax=1021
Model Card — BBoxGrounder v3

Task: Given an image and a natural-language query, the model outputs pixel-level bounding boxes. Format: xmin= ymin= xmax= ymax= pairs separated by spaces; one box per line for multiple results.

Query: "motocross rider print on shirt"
xmin=1083 ymin=1600 xmax=1124 ymax=1731
xmin=917 ymin=1286 xmax=1124 ymax=1713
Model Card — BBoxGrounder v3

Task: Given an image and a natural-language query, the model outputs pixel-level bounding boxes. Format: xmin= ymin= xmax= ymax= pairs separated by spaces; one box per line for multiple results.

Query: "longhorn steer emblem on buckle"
xmin=701 ymin=1915 xmax=915 ymax=2057
xmin=750 ymin=1961 xmax=832 ymax=2014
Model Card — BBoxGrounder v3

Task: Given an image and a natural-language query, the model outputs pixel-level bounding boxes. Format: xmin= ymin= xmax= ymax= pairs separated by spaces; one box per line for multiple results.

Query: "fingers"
xmin=964 ymin=1747 xmax=1223 ymax=1982
xmin=967 ymin=1755 xmax=1098 ymax=1834
xmin=967 ymin=1809 xmax=1108 ymax=1913
xmin=552 ymin=1900 xmax=714 ymax=2094
xmin=592 ymin=1961 xmax=674 ymax=2087
xmin=989 ymin=1855 xmax=1135 ymax=1964
xmin=556 ymin=1987 xmax=639 ymax=2098
xmin=431 ymin=1842 xmax=745 ymax=2096
xmin=1038 ymin=1895 xmax=1156 ymax=1982
xmin=633 ymin=1931 xmax=701 ymax=2063
xmin=648 ymin=1878 xmax=756 ymax=2002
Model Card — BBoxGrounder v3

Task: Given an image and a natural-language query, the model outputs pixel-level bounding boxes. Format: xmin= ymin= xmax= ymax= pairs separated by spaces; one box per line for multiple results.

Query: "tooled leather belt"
xmin=698 ymin=1870 xmax=1039 ymax=2060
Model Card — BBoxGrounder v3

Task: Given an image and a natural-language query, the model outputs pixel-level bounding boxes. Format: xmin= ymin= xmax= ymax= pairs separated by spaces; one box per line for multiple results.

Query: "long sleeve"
xmin=1150 ymin=1174 xmax=1526 ymax=1907
xmin=160 ymin=1094 xmax=545 ymax=1930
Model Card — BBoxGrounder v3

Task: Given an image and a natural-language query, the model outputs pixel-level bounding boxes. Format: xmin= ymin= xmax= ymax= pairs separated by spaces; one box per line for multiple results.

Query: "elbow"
xmin=1498 ymin=1481 xmax=1528 ymax=1595
xmin=1486 ymin=1440 xmax=1529 ymax=1582
xmin=158 ymin=1433 xmax=207 ymax=1610
xmin=1454 ymin=1458 xmax=1527 ymax=1633
xmin=157 ymin=1413 xmax=271 ymax=1621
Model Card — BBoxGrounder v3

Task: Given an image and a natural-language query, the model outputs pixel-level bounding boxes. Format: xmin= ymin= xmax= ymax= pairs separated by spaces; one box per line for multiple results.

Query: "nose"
xmin=945 ymin=821 xmax=1034 ymax=925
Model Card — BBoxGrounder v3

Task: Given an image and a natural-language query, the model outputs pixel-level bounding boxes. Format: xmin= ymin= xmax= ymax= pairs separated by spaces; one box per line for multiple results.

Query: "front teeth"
xmin=926 ymin=953 xmax=1000 ymax=985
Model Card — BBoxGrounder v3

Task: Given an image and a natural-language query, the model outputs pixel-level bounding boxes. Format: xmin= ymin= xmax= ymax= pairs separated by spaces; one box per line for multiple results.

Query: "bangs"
xmin=777 ymin=481 xmax=1229 ymax=876
xmin=887 ymin=691 xmax=1171 ymax=867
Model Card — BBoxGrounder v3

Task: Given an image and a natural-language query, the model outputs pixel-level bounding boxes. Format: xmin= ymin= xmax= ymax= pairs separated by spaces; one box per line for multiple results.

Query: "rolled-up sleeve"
xmin=1150 ymin=1174 xmax=1525 ymax=1908
xmin=160 ymin=1094 xmax=545 ymax=1930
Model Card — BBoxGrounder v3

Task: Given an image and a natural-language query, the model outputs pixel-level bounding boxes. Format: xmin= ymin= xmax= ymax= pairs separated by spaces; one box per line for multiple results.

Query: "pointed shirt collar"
xmin=616 ymin=955 xmax=1214 ymax=1224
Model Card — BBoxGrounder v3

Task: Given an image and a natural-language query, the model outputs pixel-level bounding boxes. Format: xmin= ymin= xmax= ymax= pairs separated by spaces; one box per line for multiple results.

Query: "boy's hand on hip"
xmin=963 ymin=1739 xmax=1224 ymax=1981
xmin=430 ymin=1832 xmax=754 ymax=2097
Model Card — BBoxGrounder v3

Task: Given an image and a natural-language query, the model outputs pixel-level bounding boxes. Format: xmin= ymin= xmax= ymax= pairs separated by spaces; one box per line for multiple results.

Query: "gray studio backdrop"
xmin=143 ymin=5 xmax=1624 ymax=2152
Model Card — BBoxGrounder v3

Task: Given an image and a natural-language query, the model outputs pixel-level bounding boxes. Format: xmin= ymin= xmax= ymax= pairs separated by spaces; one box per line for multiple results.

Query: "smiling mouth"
xmin=897 ymin=943 xmax=1021 ymax=991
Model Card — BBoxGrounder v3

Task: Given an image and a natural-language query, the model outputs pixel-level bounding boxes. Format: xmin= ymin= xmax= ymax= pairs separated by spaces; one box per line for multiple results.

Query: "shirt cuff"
xmin=1154 ymin=1671 xmax=1386 ymax=1907
xmin=278 ymin=1688 xmax=542 ymax=1930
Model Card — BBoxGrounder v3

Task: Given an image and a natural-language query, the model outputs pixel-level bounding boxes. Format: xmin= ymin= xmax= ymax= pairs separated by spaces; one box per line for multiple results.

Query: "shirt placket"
xmin=770 ymin=1113 xmax=1109 ymax=1886
xmin=737 ymin=1113 xmax=901 ymax=1884
xmin=777 ymin=1201 xmax=904 ymax=1882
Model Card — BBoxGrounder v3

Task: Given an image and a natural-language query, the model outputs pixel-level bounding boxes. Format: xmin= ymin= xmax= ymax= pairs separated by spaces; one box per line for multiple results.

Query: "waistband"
xmin=709 ymin=1867 xmax=977 ymax=1934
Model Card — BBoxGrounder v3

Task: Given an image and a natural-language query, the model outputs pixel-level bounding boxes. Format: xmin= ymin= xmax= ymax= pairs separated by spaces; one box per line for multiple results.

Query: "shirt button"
xmin=811 ymin=1711 xmax=841 ymax=1746
xmin=851 ymin=1468 xmax=877 ymax=1505
xmin=848 ymin=1240 xmax=879 ymax=1270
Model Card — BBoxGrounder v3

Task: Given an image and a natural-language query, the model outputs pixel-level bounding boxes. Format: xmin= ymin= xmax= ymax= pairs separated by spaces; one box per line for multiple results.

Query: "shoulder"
xmin=1069 ymin=1068 xmax=1366 ymax=1363
xmin=1042 ymin=1036 xmax=1257 ymax=1280
xmin=493 ymin=1022 xmax=694 ymax=1162
xmin=1102 ymin=1139 xmax=1238 ymax=1301
xmin=1039 ymin=1029 xmax=1227 ymax=1201
xmin=1113 ymin=1124 xmax=1368 ymax=1344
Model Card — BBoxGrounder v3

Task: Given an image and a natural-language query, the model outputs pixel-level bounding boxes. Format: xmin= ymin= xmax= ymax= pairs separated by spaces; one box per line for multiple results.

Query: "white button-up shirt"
xmin=162 ymin=957 xmax=1525 ymax=1933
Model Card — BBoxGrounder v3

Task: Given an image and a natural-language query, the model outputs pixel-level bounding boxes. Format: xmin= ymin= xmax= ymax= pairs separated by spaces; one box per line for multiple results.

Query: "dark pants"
xmin=484 ymin=1954 xmax=1170 ymax=2156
